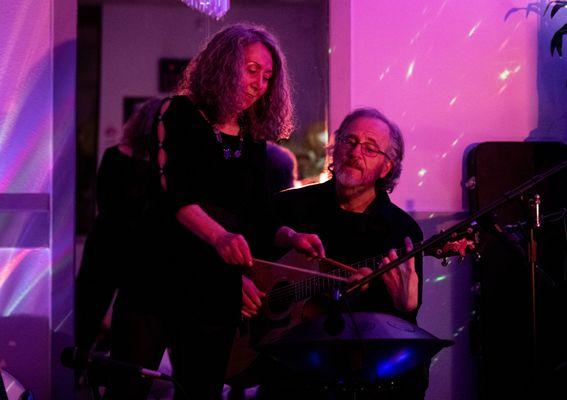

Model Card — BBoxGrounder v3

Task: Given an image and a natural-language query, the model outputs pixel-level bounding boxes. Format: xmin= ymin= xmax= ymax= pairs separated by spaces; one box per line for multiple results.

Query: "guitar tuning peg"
xmin=474 ymin=252 xmax=481 ymax=262
xmin=441 ymin=258 xmax=449 ymax=267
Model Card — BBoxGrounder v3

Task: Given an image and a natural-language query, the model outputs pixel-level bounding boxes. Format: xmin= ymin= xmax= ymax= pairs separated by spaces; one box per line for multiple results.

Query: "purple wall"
xmin=332 ymin=0 xmax=539 ymax=212
xmin=328 ymin=1 xmax=560 ymax=399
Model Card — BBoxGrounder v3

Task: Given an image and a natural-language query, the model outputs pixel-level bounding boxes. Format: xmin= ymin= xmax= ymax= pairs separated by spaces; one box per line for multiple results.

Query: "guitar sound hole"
xmin=266 ymin=281 xmax=294 ymax=314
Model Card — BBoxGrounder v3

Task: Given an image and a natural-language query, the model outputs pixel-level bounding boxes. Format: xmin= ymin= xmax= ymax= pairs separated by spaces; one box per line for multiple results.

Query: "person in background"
xmin=265 ymin=141 xmax=298 ymax=194
xmin=74 ymin=98 xmax=167 ymax=399
xmin=75 ymin=97 xmax=164 ymax=354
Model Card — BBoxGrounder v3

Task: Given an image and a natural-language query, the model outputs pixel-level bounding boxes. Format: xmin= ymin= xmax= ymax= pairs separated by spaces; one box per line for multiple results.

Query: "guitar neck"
xmin=277 ymin=243 xmax=418 ymax=303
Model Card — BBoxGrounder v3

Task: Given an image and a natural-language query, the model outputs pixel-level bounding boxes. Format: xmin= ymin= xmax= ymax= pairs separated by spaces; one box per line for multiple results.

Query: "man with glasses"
xmin=247 ymin=108 xmax=428 ymax=399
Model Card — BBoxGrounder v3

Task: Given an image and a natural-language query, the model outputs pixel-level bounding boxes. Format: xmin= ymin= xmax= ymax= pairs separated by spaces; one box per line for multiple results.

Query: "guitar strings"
xmin=266 ymin=245 xmax=407 ymax=302
xmin=265 ymin=245 xmax=408 ymax=303
xmin=263 ymin=233 xmax=473 ymax=305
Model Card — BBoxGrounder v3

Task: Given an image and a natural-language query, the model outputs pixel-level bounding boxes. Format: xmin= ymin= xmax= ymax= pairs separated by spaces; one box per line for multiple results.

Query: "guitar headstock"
xmin=424 ymin=225 xmax=479 ymax=264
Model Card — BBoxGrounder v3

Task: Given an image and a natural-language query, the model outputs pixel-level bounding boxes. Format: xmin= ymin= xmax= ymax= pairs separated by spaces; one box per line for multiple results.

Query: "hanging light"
xmin=179 ymin=0 xmax=230 ymax=20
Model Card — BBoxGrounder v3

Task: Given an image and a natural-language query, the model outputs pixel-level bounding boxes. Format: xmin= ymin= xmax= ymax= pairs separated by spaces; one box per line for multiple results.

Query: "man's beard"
xmin=336 ymin=168 xmax=361 ymax=188
xmin=335 ymin=160 xmax=372 ymax=188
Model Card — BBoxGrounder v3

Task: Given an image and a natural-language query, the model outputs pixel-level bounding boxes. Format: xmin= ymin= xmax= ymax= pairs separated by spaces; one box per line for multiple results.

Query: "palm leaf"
xmin=544 ymin=1 xmax=567 ymax=17
xmin=551 ymin=2 xmax=567 ymax=18
xmin=504 ymin=7 xmax=525 ymax=21
xmin=504 ymin=4 xmax=542 ymax=21
xmin=550 ymin=22 xmax=567 ymax=56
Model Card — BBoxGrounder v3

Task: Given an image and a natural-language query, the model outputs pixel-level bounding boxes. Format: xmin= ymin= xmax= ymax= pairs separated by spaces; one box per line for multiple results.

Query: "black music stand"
xmin=258 ymin=312 xmax=453 ymax=385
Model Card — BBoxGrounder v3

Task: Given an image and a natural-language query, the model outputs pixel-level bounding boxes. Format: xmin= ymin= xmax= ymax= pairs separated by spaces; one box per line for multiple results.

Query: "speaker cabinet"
xmin=467 ymin=142 xmax=567 ymax=398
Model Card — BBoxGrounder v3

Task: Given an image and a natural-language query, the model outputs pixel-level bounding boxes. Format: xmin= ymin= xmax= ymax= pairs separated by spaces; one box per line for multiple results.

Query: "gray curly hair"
xmin=329 ymin=107 xmax=404 ymax=193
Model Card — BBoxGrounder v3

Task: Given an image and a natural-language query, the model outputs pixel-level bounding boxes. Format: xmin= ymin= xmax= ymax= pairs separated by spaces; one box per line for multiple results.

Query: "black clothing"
xmin=110 ymin=96 xmax=279 ymax=400
xmin=75 ymin=145 xmax=150 ymax=351
xmin=275 ymin=179 xmax=423 ymax=322
xmin=262 ymin=179 xmax=428 ymax=399
xmin=154 ymin=95 xmax=279 ymax=321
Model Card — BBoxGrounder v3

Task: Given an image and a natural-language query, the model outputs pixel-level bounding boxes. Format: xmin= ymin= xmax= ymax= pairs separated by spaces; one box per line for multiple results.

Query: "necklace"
xmin=213 ymin=127 xmax=244 ymax=160
xmin=198 ymin=109 xmax=244 ymax=160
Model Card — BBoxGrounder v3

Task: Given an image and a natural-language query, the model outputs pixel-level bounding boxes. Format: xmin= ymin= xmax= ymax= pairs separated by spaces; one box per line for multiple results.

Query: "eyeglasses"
xmin=338 ymin=135 xmax=390 ymax=159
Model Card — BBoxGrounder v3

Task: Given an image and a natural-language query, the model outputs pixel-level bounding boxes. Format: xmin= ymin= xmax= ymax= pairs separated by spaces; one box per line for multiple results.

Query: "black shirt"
xmin=143 ymin=96 xmax=279 ymax=324
xmin=274 ymin=179 xmax=424 ymax=323
xmin=76 ymin=146 xmax=150 ymax=348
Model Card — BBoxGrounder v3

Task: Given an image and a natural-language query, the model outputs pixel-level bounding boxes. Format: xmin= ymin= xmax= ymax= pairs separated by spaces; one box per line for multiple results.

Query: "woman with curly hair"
xmin=107 ymin=24 xmax=324 ymax=400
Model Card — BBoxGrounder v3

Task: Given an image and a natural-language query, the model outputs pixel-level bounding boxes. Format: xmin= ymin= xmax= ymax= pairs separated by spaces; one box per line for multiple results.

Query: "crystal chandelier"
xmin=179 ymin=0 xmax=230 ymax=20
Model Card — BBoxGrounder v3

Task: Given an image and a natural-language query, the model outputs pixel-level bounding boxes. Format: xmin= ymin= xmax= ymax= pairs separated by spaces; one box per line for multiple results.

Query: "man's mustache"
xmin=338 ymin=159 xmax=363 ymax=171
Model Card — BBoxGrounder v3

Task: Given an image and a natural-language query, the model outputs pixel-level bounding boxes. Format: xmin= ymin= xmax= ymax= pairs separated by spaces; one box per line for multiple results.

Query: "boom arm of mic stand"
xmin=346 ymin=159 xmax=567 ymax=296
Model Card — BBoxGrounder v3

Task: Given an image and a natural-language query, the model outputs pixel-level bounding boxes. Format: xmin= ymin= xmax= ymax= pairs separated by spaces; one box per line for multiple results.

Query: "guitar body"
xmin=226 ymin=251 xmax=331 ymax=386
xmin=225 ymin=233 xmax=477 ymax=386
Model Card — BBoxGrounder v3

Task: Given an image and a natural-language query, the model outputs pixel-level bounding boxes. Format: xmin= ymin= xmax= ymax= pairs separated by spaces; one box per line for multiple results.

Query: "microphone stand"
xmin=346 ymin=159 xmax=567 ymax=296
xmin=527 ymin=193 xmax=542 ymax=375
xmin=344 ymin=158 xmax=567 ymax=390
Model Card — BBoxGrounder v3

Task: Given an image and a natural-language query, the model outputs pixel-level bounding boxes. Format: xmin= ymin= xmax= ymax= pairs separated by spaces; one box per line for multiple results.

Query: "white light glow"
xmin=406 ymin=60 xmax=415 ymax=80
xmin=499 ymin=38 xmax=510 ymax=51
xmin=468 ymin=20 xmax=482 ymax=37
xmin=499 ymin=69 xmax=511 ymax=80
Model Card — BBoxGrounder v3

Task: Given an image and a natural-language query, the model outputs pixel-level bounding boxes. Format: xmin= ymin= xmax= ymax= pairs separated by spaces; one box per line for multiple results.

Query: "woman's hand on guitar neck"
xmin=241 ymin=276 xmax=265 ymax=318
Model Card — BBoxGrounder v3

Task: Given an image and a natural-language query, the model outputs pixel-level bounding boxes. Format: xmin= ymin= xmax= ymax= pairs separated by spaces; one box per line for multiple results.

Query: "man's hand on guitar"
xmin=275 ymin=226 xmax=326 ymax=258
xmin=381 ymin=237 xmax=419 ymax=312
xmin=291 ymin=232 xmax=326 ymax=258
xmin=241 ymin=276 xmax=265 ymax=318
xmin=348 ymin=267 xmax=373 ymax=292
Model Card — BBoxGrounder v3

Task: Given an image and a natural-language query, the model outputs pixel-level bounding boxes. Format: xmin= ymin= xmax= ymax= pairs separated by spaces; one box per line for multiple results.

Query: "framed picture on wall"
xmin=159 ymin=58 xmax=190 ymax=93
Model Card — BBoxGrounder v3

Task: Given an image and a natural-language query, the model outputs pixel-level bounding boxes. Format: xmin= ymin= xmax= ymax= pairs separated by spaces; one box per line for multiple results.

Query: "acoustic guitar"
xmin=225 ymin=231 xmax=477 ymax=385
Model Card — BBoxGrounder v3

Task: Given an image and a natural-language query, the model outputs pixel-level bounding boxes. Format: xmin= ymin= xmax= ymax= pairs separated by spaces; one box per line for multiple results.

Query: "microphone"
xmin=60 ymin=347 xmax=172 ymax=382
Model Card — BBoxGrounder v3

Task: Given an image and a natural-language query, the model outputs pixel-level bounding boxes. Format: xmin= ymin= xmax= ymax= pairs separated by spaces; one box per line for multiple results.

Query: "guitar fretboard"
xmin=266 ymin=244 xmax=412 ymax=304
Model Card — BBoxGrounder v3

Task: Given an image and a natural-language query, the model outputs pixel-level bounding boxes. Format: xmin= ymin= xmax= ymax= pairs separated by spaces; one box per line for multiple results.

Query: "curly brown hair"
xmin=176 ymin=23 xmax=294 ymax=141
